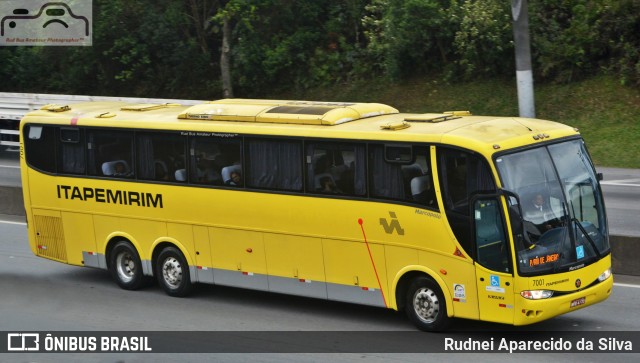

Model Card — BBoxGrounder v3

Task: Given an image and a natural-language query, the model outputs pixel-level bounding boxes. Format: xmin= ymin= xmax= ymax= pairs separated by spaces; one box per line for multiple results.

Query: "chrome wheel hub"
xmin=162 ymin=257 xmax=183 ymax=288
xmin=116 ymin=252 xmax=136 ymax=283
xmin=413 ymin=287 xmax=439 ymax=323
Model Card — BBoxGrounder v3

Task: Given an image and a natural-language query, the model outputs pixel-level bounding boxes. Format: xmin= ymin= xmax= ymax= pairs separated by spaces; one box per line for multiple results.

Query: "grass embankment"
xmin=285 ymin=76 xmax=640 ymax=168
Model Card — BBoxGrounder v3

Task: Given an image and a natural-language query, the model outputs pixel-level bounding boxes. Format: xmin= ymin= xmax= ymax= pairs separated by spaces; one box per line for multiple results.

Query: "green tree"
xmin=363 ymin=0 xmax=456 ymax=79
xmin=229 ymin=0 xmax=367 ymax=95
xmin=529 ymin=0 xmax=640 ymax=85
xmin=450 ymin=0 xmax=513 ymax=79
xmin=597 ymin=0 xmax=640 ymax=86
xmin=211 ymin=0 xmax=259 ymax=98
xmin=95 ymin=0 xmax=217 ymax=97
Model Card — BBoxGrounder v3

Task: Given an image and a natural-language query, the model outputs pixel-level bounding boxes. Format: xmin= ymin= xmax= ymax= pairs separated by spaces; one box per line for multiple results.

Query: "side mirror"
xmin=597 ymin=172 xmax=604 ymax=181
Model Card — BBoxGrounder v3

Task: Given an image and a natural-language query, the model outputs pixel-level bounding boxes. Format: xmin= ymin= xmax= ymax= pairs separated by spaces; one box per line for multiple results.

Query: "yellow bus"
xmin=19 ymin=99 xmax=612 ymax=331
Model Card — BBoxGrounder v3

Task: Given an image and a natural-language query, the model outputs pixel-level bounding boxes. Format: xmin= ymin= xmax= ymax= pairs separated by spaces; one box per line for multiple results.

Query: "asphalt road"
xmin=598 ymin=167 xmax=640 ymax=237
xmin=0 ymin=147 xmax=20 ymax=187
xmin=0 ymin=220 xmax=639 ymax=362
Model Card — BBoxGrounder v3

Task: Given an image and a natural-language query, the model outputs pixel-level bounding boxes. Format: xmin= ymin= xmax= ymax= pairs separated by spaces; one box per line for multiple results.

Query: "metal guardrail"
xmin=0 ymin=130 xmax=19 ymax=147
xmin=0 ymin=92 xmax=206 ymax=149
xmin=0 ymin=92 xmax=204 ymax=120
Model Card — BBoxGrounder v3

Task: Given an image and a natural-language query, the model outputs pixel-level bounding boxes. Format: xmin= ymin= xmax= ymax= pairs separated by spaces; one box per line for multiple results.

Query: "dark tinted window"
xmin=438 ymin=148 xmax=495 ymax=212
xmin=24 ymin=125 xmax=56 ymax=173
xmin=87 ymin=129 xmax=134 ymax=178
xmin=59 ymin=128 xmax=85 ymax=175
xmin=190 ymin=136 xmax=242 ymax=186
xmin=438 ymin=147 xmax=496 ymax=254
xmin=385 ymin=145 xmax=412 ymax=163
xmin=246 ymin=139 xmax=302 ymax=191
xmin=369 ymin=144 xmax=437 ymax=208
xmin=474 ymin=198 xmax=511 ymax=273
xmin=137 ymin=132 xmax=186 ymax=182
xmin=306 ymin=141 xmax=366 ymax=196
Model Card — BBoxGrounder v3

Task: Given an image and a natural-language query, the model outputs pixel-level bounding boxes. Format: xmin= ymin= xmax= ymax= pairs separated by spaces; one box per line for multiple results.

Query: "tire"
xmin=156 ymin=246 xmax=193 ymax=297
xmin=109 ymin=241 xmax=146 ymax=290
xmin=405 ymin=276 xmax=450 ymax=332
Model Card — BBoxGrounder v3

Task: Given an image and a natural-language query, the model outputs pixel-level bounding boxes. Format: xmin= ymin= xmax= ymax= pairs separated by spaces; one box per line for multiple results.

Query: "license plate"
xmin=570 ymin=297 xmax=586 ymax=308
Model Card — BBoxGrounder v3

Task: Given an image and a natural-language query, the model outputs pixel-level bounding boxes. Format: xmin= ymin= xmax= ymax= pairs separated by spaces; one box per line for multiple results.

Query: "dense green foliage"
xmin=0 ymin=0 xmax=638 ymax=98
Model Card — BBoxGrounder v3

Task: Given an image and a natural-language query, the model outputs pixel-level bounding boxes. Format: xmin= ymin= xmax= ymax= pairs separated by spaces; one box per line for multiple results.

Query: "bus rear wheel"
xmin=109 ymin=241 xmax=146 ymax=290
xmin=156 ymin=246 xmax=193 ymax=297
xmin=405 ymin=276 xmax=450 ymax=332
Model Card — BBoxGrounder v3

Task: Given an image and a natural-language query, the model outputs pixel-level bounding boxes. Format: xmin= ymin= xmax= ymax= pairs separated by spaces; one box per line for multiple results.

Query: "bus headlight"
xmin=598 ymin=268 xmax=611 ymax=282
xmin=520 ymin=290 xmax=554 ymax=300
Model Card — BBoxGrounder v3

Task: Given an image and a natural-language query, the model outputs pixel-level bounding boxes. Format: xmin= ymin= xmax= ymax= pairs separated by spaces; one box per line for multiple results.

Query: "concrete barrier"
xmin=0 ymin=186 xmax=24 ymax=216
xmin=610 ymin=235 xmax=640 ymax=276
xmin=1 ymin=186 xmax=638 ymax=276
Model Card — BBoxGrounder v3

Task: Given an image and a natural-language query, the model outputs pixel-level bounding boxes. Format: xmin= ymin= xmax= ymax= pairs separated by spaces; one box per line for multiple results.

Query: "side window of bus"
xmin=437 ymin=147 xmax=496 ymax=254
xmin=404 ymin=147 xmax=437 ymax=208
xmin=246 ymin=138 xmax=302 ymax=191
xmin=137 ymin=133 xmax=186 ymax=182
xmin=190 ymin=137 xmax=242 ymax=186
xmin=24 ymin=124 xmax=56 ymax=173
xmin=306 ymin=142 xmax=366 ymax=196
xmin=474 ymin=198 xmax=510 ymax=272
xmin=369 ymin=144 xmax=437 ymax=208
xmin=87 ymin=130 xmax=134 ymax=178
xmin=59 ymin=128 xmax=85 ymax=175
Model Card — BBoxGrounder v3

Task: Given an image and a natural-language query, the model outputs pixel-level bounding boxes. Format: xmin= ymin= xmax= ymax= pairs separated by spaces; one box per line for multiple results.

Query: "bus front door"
xmin=472 ymin=197 xmax=515 ymax=324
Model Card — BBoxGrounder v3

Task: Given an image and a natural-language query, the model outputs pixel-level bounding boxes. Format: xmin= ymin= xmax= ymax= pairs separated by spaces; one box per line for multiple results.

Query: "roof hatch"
xmin=380 ymin=120 xmax=410 ymax=130
xmin=41 ymin=104 xmax=71 ymax=112
xmin=405 ymin=110 xmax=471 ymax=123
xmin=120 ymin=103 xmax=182 ymax=111
xmin=178 ymin=99 xmax=398 ymax=125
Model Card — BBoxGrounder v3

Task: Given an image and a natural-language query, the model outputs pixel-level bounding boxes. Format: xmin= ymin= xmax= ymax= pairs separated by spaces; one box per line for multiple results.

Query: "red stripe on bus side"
xmin=358 ymin=218 xmax=387 ymax=308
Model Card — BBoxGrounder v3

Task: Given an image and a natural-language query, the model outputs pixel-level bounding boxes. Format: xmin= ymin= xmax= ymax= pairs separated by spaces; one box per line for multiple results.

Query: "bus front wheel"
xmin=109 ymin=241 xmax=146 ymax=290
xmin=405 ymin=276 xmax=450 ymax=332
xmin=156 ymin=246 xmax=193 ymax=297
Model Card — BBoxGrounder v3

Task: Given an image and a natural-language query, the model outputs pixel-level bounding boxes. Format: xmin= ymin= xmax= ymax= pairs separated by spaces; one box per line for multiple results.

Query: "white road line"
xmin=601 ymin=178 xmax=640 ymax=187
xmin=0 ymin=164 xmax=20 ymax=169
xmin=0 ymin=220 xmax=26 ymax=226
xmin=603 ymin=178 xmax=640 ymax=183
xmin=601 ymin=182 xmax=640 ymax=187
xmin=613 ymin=282 xmax=640 ymax=289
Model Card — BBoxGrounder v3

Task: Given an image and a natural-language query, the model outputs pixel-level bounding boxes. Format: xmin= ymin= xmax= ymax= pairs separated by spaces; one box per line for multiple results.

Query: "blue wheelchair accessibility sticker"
xmin=576 ymin=245 xmax=585 ymax=259
xmin=490 ymin=275 xmax=500 ymax=287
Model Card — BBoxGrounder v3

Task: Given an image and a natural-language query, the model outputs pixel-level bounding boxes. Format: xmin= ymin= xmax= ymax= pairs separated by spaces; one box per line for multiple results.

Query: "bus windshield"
xmin=495 ymin=139 xmax=610 ymax=276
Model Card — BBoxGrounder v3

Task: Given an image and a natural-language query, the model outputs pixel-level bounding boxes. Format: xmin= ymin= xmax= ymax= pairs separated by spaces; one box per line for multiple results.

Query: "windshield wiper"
xmin=500 ymin=189 xmax=536 ymax=249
